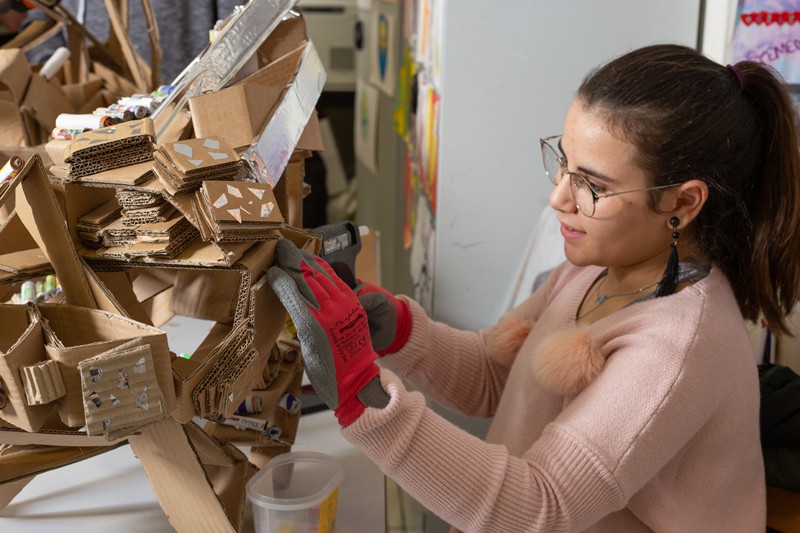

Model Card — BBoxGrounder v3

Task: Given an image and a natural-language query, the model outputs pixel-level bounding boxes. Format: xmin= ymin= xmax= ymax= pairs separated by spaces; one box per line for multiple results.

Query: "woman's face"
xmin=548 ymin=100 xmax=673 ymax=271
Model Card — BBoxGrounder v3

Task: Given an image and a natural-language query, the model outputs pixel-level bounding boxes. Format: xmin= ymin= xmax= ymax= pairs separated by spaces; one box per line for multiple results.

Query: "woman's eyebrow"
xmin=576 ymin=165 xmax=618 ymax=184
xmin=558 ymin=138 xmax=619 ymax=184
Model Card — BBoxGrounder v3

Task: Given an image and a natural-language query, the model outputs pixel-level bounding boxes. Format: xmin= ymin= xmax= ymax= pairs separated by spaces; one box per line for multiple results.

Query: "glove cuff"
xmin=333 ymin=368 xmax=385 ymax=427
xmin=377 ymin=297 xmax=412 ymax=356
xmin=334 ymin=397 xmax=365 ymax=427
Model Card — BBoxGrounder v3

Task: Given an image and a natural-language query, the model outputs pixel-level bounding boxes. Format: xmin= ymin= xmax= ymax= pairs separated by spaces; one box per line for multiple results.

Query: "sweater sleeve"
xmin=378 ymin=273 xmax=554 ymax=417
xmin=343 ymin=370 xmax=626 ymax=533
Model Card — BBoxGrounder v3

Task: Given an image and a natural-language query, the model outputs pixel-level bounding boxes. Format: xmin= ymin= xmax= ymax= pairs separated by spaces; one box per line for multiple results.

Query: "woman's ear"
xmin=661 ymin=179 xmax=708 ymax=228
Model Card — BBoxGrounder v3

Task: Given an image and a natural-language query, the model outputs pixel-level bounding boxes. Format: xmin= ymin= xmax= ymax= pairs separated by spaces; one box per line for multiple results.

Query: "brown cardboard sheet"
xmin=128 ymin=417 xmax=249 ymax=532
xmin=78 ymin=337 xmax=167 ymax=440
xmin=193 ymin=180 xmax=284 ymax=242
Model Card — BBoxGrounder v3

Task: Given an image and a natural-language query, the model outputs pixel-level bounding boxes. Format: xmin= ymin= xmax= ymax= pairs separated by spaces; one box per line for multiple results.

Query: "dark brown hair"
xmin=577 ymin=44 xmax=800 ymax=335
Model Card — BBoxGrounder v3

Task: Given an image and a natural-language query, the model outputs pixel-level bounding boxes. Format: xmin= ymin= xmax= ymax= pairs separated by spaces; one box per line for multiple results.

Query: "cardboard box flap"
xmin=257 ymin=15 xmax=308 ymax=67
xmin=0 ymin=248 xmax=49 ymax=274
xmin=130 ymin=267 xmax=175 ymax=301
xmin=296 ymin=110 xmax=324 ymax=151
xmin=0 ymin=49 xmax=31 ymax=104
xmin=21 ymin=75 xmax=75 ymax=130
xmin=0 ymin=305 xmax=53 ymax=432
xmin=60 ymin=76 xmax=105 ymax=113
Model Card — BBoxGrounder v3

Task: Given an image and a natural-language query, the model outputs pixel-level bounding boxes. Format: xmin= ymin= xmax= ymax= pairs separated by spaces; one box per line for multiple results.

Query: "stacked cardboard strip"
xmin=77 ymin=198 xmax=122 ymax=248
xmin=102 ymin=218 xmax=136 ymax=247
xmin=121 ymin=201 xmax=175 ymax=227
xmin=193 ymin=181 xmax=284 ymax=242
xmin=64 ymin=118 xmax=156 ymax=179
xmin=153 ymin=136 xmax=241 ymax=196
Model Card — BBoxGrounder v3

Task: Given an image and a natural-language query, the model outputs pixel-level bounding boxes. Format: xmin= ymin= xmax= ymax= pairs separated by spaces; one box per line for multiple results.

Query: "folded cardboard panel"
xmin=128 ymin=418 xmax=251 ymax=532
xmin=36 ymin=303 xmax=175 ymax=428
xmin=242 ymin=41 xmax=326 ymax=186
xmin=0 ymin=305 xmax=53 ymax=432
xmin=1 ymin=155 xmax=96 ymax=309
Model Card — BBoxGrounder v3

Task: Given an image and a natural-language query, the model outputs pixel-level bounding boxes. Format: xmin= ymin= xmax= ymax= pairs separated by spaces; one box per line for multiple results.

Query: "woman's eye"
xmin=586 ymin=180 xmax=606 ymax=194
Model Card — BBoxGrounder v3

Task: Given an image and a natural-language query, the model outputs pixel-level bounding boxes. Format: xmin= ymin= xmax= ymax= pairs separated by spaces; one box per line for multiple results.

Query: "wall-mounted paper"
xmin=355 ymin=80 xmax=380 ymax=173
xmin=731 ymin=0 xmax=800 ymax=84
xmin=369 ymin=6 xmax=397 ymax=96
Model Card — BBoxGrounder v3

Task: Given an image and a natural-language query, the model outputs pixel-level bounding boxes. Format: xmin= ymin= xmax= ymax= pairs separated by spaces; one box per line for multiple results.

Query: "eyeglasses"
xmin=540 ymin=135 xmax=679 ymax=217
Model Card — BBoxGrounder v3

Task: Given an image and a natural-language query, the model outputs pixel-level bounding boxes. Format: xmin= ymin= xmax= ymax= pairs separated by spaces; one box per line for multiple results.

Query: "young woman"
xmin=268 ymin=44 xmax=800 ymax=532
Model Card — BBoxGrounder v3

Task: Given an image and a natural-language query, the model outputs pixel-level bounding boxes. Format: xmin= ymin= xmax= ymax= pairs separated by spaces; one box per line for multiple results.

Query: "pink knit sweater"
xmin=342 ymin=262 xmax=766 ymax=532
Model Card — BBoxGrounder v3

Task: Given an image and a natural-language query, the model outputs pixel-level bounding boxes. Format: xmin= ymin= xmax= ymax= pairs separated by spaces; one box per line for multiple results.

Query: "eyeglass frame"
xmin=539 ymin=134 xmax=680 ymax=217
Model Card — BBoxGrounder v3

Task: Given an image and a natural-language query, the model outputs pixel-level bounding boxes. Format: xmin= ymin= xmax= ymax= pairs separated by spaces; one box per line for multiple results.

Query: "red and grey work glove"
xmin=267 ymin=239 xmax=389 ymax=427
xmin=355 ymin=281 xmax=412 ymax=355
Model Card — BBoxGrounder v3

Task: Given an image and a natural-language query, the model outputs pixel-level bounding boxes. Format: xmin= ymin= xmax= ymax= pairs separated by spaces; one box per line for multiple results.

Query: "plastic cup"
xmin=247 ymin=451 xmax=345 ymax=533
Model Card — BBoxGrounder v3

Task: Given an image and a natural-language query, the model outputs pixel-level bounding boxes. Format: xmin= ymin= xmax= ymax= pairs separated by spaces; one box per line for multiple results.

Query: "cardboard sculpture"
xmin=0 ymin=8 xmax=330 ymax=530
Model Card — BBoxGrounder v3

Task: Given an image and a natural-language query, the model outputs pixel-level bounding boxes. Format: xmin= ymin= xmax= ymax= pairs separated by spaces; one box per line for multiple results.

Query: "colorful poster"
xmin=394 ymin=42 xmax=415 ymax=141
xmin=369 ymin=6 xmax=398 ymax=96
xmin=730 ymin=1 xmax=800 ymax=84
xmin=355 ymin=80 xmax=380 ymax=173
xmin=415 ymin=73 xmax=440 ymax=214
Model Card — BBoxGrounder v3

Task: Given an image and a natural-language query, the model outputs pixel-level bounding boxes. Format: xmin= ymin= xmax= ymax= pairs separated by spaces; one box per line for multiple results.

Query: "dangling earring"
xmin=656 ymin=216 xmax=680 ymax=297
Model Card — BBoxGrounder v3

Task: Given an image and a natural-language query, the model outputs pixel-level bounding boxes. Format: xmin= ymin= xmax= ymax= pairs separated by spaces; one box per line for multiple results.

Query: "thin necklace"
xmin=577 ymin=271 xmax=660 ymax=321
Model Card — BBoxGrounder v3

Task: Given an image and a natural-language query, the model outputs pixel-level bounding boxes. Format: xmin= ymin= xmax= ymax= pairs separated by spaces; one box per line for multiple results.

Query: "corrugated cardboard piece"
xmin=78 ymin=337 xmax=167 ymax=440
xmin=65 ymin=118 xmax=156 ymax=178
xmin=154 ymin=136 xmax=242 ymax=196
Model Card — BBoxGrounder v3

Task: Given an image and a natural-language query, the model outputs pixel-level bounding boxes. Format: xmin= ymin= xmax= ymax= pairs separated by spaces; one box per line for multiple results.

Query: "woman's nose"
xmin=548 ymin=175 xmax=577 ymax=213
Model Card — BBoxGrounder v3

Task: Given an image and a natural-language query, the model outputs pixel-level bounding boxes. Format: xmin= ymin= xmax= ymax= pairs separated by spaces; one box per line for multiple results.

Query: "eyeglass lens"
xmin=542 ymin=140 xmax=595 ymax=216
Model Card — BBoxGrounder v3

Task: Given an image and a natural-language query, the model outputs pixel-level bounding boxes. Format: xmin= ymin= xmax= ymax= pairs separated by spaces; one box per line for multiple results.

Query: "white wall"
xmin=433 ymin=0 xmax=703 ymax=329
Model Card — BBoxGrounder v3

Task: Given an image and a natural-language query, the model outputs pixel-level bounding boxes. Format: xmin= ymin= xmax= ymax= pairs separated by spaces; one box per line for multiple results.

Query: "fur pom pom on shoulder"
xmin=483 ymin=314 xmax=535 ymax=368
xmin=531 ymin=327 xmax=606 ymax=396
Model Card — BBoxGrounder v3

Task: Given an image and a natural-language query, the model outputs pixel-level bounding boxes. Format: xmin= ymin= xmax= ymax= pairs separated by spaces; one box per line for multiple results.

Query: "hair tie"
xmin=726 ymin=64 xmax=745 ymax=91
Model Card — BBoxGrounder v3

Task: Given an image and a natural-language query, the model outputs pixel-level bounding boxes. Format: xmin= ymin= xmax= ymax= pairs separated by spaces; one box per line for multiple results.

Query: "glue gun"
xmin=310 ymin=221 xmax=362 ymax=289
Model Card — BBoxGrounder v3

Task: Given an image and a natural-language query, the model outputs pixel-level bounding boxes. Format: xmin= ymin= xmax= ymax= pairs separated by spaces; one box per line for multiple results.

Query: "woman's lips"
xmin=560 ymin=222 xmax=584 ymax=240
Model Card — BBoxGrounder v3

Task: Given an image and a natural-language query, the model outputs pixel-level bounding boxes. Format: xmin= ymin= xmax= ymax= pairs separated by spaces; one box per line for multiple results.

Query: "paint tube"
xmin=55 ymin=113 xmax=117 ymax=131
xmin=236 ymin=396 xmax=264 ymax=415
xmin=266 ymin=424 xmax=282 ymax=440
xmin=221 ymin=414 xmax=266 ymax=432
xmin=0 ymin=155 xmax=24 ymax=182
xmin=278 ymin=393 xmax=301 ymax=414
xmin=20 ymin=281 xmax=36 ymax=305
xmin=44 ymin=275 xmax=56 ymax=300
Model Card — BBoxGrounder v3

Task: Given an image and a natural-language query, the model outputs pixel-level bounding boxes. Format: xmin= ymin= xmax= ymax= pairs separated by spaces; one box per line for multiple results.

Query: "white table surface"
xmin=0 ymin=409 xmax=386 ymax=532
